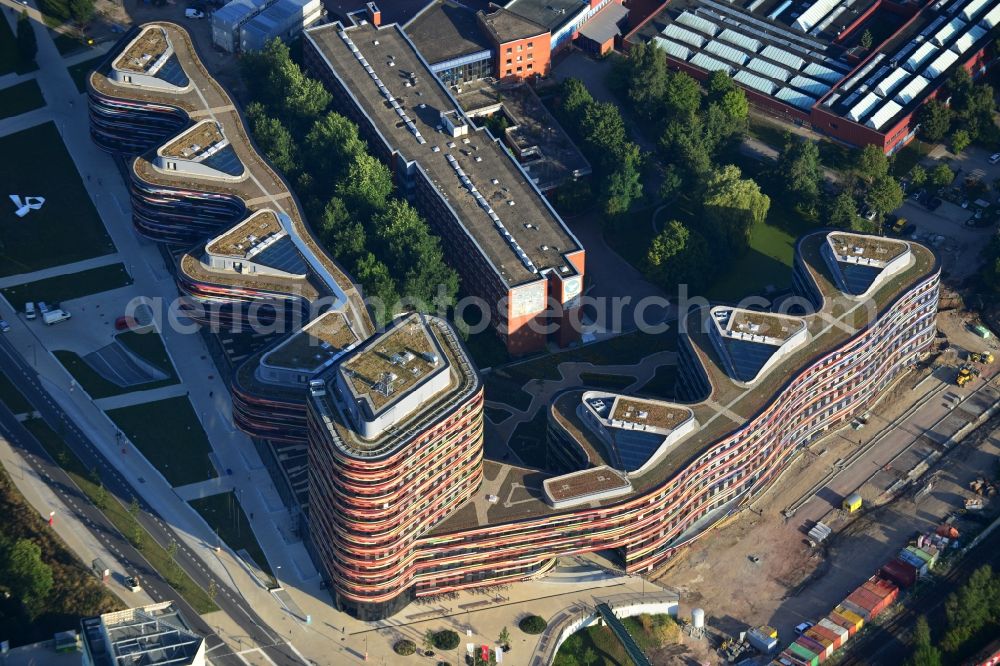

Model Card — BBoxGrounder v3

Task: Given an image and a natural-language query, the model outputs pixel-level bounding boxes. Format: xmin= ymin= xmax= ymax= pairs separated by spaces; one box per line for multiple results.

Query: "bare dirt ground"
xmin=651 ymin=309 xmax=1000 ymax=662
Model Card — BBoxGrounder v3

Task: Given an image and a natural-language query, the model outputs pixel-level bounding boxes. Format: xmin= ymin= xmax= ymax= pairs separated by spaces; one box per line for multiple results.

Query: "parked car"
xmin=961 ymin=198 xmax=970 ymax=208
xmin=24 ymin=302 xmax=35 ymax=320
xmin=0 ymin=320 xmax=9 ymax=333
xmin=989 ymin=153 xmax=1000 ymax=164
xmin=185 ymin=7 xmax=205 ymax=18
xmin=125 ymin=575 xmax=142 ymax=593
xmin=794 ymin=621 xmax=815 ymax=636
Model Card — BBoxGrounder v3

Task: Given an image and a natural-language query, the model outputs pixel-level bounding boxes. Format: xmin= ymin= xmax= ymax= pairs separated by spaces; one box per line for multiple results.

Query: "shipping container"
xmin=780 ymin=648 xmax=814 ymax=666
xmin=860 ymin=577 xmax=899 ymax=617
xmin=842 ymin=492 xmax=863 ymax=513
xmin=788 ymin=641 xmax=820 ymax=666
xmin=913 ymin=545 xmax=939 ymax=566
xmin=796 ymin=635 xmax=829 ymax=662
xmin=818 ymin=618 xmax=849 ymax=645
xmin=846 ymin=588 xmax=882 ymax=617
xmin=813 ymin=621 xmax=846 ymax=649
xmin=881 ymin=558 xmax=918 ymax=588
xmin=749 ymin=628 xmax=780 ymax=654
xmin=840 ymin=598 xmax=872 ymax=621
xmin=828 ymin=610 xmax=861 ymax=636
xmin=760 ymin=625 xmax=779 ymax=639
xmin=805 ymin=627 xmax=837 ymax=656
xmin=898 ymin=548 xmax=930 ymax=576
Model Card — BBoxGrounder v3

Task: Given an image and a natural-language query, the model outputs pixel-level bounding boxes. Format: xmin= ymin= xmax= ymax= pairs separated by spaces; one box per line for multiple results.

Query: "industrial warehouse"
xmin=628 ymin=0 xmax=1000 ymax=152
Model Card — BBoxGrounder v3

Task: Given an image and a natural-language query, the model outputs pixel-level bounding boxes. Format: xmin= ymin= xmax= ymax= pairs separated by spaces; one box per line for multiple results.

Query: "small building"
xmin=212 ymin=0 xmax=321 ymax=53
xmin=843 ymin=492 xmax=863 ymax=513
xmin=212 ymin=0 xmax=275 ymax=52
xmin=81 ymin=602 xmax=205 ymax=666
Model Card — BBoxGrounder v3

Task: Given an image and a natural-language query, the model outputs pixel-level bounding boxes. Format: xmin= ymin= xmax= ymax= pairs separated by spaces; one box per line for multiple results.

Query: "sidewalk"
xmin=93 ymin=383 xmax=187 ymax=410
xmin=0 ymin=253 xmax=122 ymax=288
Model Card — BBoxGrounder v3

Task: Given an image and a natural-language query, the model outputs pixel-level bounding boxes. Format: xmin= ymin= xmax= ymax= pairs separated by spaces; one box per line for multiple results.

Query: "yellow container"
xmin=758 ymin=625 xmax=778 ymax=639
xmin=842 ymin=492 xmax=863 ymax=513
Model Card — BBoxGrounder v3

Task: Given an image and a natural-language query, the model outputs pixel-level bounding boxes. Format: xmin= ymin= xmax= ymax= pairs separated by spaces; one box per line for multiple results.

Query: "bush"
xmin=519 ymin=615 xmax=548 ymax=634
xmin=433 ymin=630 xmax=461 ymax=651
xmin=394 ymin=639 xmax=416 ymax=656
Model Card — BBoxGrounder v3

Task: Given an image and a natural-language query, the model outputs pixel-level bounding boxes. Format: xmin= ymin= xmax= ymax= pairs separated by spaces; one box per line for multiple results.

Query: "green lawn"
xmin=707 ymin=218 xmax=797 ymax=301
xmin=107 ymin=397 xmax=217 ymax=487
xmin=189 ymin=492 xmax=274 ymax=582
xmin=553 ymin=614 xmax=679 ymax=666
xmin=892 ymin=139 xmax=933 ymax=178
xmin=0 ymin=12 xmax=38 ymax=76
xmin=0 ymin=123 xmax=114 ymax=277
xmin=24 ymin=418 xmax=218 ymax=614
xmin=1 ymin=263 xmax=132 ymax=306
xmin=0 ymin=371 xmax=32 ymax=414
xmin=68 ymin=54 xmax=102 ymax=94
xmin=117 ymin=329 xmax=177 ymax=379
xmin=0 ymin=79 xmax=45 ymax=120
xmin=53 ymin=329 xmax=178 ymax=400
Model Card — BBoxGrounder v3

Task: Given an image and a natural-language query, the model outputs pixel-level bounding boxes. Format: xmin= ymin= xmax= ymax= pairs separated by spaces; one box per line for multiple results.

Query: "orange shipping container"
xmin=827 ymin=612 xmax=859 ymax=636
xmin=806 ymin=627 xmax=838 ymax=653
xmin=834 ymin=605 xmax=865 ymax=631
xmin=812 ymin=622 xmax=846 ymax=650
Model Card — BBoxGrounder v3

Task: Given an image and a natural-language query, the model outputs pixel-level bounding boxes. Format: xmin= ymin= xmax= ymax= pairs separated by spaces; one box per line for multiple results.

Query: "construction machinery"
xmin=970 ymin=351 xmax=994 ymax=365
xmin=957 ymin=364 xmax=981 ymax=387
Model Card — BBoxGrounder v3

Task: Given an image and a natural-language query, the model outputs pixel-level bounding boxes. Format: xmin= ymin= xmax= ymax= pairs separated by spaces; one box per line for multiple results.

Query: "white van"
xmin=42 ymin=309 xmax=71 ymax=326
xmin=25 ymin=302 xmax=35 ymax=320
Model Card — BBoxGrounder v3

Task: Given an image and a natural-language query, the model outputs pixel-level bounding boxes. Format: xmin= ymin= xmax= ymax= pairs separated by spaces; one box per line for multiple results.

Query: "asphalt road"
xmin=0 ymin=335 xmax=305 ymax=666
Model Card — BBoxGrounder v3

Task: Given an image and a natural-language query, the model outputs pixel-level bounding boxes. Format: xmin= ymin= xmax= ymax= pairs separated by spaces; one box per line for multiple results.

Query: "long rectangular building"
xmin=303 ymin=15 xmax=585 ymax=356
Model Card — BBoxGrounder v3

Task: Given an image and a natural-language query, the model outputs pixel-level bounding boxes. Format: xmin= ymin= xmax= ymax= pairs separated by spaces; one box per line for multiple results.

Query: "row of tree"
xmin=917 ymin=68 xmax=998 ymax=153
xmin=553 ymin=78 xmax=644 ymax=217
xmin=241 ymin=40 xmax=458 ymax=324
xmin=908 ymin=564 xmax=1000 ymax=666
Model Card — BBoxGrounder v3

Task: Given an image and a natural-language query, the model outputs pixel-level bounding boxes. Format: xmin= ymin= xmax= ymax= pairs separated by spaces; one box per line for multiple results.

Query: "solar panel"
xmin=867 ymin=99 xmax=903 ymax=129
xmin=747 ymin=58 xmax=792 ymax=81
xmin=894 ymin=75 xmax=930 ymax=104
xmin=718 ymin=29 xmax=762 ymax=53
xmin=932 ymin=17 xmax=966 ymax=46
xmin=984 ymin=2 xmax=1000 ymax=27
xmin=925 ymin=48 xmax=959 ymax=78
xmin=803 ymin=62 xmax=842 ymax=83
xmin=904 ymin=42 xmax=938 ymax=72
xmin=848 ymin=91 xmax=882 ymax=122
xmin=776 ymin=87 xmax=816 ymax=109
xmin=722 ymin=337 xmax=779 ymax=383
xmin=609 ymin=429 xmax=665 ymax=472
xmin=202 ymin=145 xmax=245 ymax=177
xmin=761 ymin=45 xmax=805 ymax=71
xmin=661 ymin=23 xmax=707 ymax=48
xmin=253 ymin=236 xmax=308 ymax=275
xmin=676 ymin=11 xmax=720 ymax=36
xmin=794 ymin=0 xmax=844 ymax=33
xmin=690 ymin=52 xmax=731 ymax=73
xmin=874 ymin=68 xmax=909 ymax=97
xmin=951 ymin=23 xmax=987 ymax=53
xmin=157 ymin=55 xmax=189 ymax=88
xmin=734 ymin=69 xmax=778 ymax=95
xmin=651 ymin=36 xmax=693 ymax=61
xmin=837 ymin=262 xmax=883 ymax=295
xmin=789 ymin=75 xmax=830 ymax=96
xmin=705 ymin=41 xmax=749 ymax=66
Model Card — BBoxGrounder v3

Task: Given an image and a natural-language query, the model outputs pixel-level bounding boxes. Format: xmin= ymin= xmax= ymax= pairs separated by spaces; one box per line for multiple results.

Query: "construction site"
xmin=650 ymin=305 xmax=1000 ymax=663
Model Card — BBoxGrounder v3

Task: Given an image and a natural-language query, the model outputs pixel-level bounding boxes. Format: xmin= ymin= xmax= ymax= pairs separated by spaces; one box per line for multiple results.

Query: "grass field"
xmin=707 ymin=218 xmax=797 ymax=301
xmin=0 ymin=122 xmax=114 ymax=277
xmin=24 ymin=418 xmax=218 ymax=614
xmin=0 ymin=371 xmax=32 ymax=414
xmin=0 ymin=12 xmax=38 ymax=76
xmin=0 ymin=79 xmax=45 ymax=120
xmin=107 ymin=397 xmax=217 ymax=487
xmin=189 ymin=492 xmax=274 ymax=581
xmin=553 ymin=614 xmax=680 ymax=666
xmin=68 ymin=54 xmax=102 ymax=93
xmin=53 ymin=328 xmax=177 ymax=399
xmin=1 ymin=263 xmax=131 ymax=305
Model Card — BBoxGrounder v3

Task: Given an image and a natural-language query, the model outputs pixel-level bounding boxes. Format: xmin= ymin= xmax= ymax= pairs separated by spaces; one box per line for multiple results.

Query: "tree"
xmin=304 ymin=111 xmax=366 ymax=182
xmin=626 ymin=41 xmax=669 ymax=119
xmin=942 ymin=565 xmax=1000 ymax=652
xmin=246 ymin=103 xmax=297 ymax=175
xmin=69 ymin=0 xmax=95 ymax=24
xmin=16 ymin=11 xmax=36 ymax=65
xmin=433 ymin=630 xmax=461 ymax=651
xmin=706 ymin=70 xmax=735 ymax=101
xmin=373 ymin=200 xmax=458 ymax=306
xmin=581 ymin=648 xmax=598 ymax=666
xmin=907 ymin=616 xmax=941 ymax=666
xmin=917 ymin=100 xmax=952 ymax=143
xmin=318 ymin=198 xmax=366 ymax=264
xmin=559 ymin=78 xmax=593 ymax=127
xmin=865 ymin=174 xmax=904 ymax=219
xmin=718 ymin=88 xmax=749 ymax=124
xmin=827 ymin=189 xmax=859 ymax=228
xmin=860 ymin=29 xmax=873 ymax=50
xmin=777 ymin=137 xmax=822 ymax=205
xmin=2 ymin=539 xmax=53 ymax=617
xmin=355 ymin=253 xmax=399 ymax=325
xmin=647 ymin=220 xmax=689 ymax=268
xmin=909 ymin=164 xmax=927 ymax=188
xmin=951 ymin=129 xmax=971 ymax=154
xmin=703 ymin=165 xmax=770 ymax=257
xmin=422 ymin=629 xmax=436 ymax=655
xmin=658 ymin=165 xmax=683 ymax=201
xmin=580 ymin=101 xmax=627 ymax=171
xmin=662 ymin=71 xmax=702 ymax=120
xmin=856 ymin=144 xmax=890 ymax=184
xmin=336 ymin=153 xmax=393 ymax=218
xmin=498 ymin=626 xmax=511 ymax=649
xmin=603 ymin=143 xmax=644 ymax=216
xmin=930 ymin=163 xmax=955 ymax=189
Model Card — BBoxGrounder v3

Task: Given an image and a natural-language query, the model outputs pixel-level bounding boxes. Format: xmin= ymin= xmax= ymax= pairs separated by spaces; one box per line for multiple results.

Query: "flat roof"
xmin=722 ymin=309 xmax=805 ymax=342
xmin=479 ymin=6 xmax=548 ymax=42
xmin=262 ymin=311 xmax=359 ymax=371
xmin=405 ymin=0 xmax=493 ymax=65
xmin=82 ymin=603 xmax=203 ymax=666
xmin=114 ymin=25 xmax=169 ymax=73
xmin=306 ymin=21 xmax=582 ymax=288
xmin=544 ymin=466 xmax=631 ymax=502
xmin=429 ymin=232 xmax=938 ymax=534
xmin=341 ymin=315 xmax=442 ymax=412
xmin=458 ymin=81 xmax=592 ymax=191
xmin=828 ymin=232 xmax=909 ymax=264
xmin=92 ymin=22 xmax=374 ymax=338
xmin=205 ymin=209 xmax=282 ymax=257
xmin=159 ymin=120 xmax=225 ymax=159
xmin=503 ymin=0 xmax=583 ymax=32
xmin=578 ymin=1 xmax=628 ymax=43
xmin=610 ymin=397 xmax=690 ymax=430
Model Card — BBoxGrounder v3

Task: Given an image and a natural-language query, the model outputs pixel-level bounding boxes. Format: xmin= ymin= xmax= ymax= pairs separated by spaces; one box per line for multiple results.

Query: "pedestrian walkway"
xmin=174 ymin=476 xmax=234 ymax=502
xmin=93 ymin=383 xmax=186 ymax=411
xmin=0 ymin=253 xmax=121 ymax=288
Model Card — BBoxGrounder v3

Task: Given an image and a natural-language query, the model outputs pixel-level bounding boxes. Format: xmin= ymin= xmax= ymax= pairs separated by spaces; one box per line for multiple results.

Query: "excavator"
xmin=970 ymin=351 xmax=995 ymax=365
xmin=957 ymin=364 xmax=981 ymax=387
